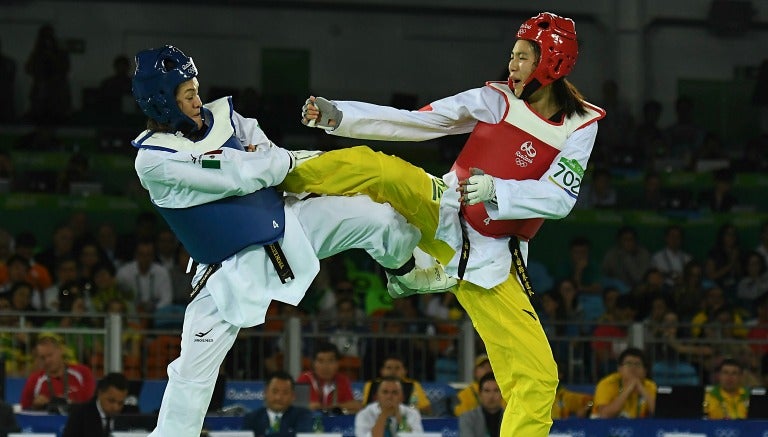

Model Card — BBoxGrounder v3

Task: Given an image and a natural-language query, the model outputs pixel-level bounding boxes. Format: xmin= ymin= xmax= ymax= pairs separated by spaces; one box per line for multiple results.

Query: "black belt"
xmin=457 ymin=222 xmax=534 ymax=298
xmin=509 ymin=237 xmax=534 ymax=297
xmin=457 ymin=214 xmax=471 ymax=280
xmin=189 ymin=242 xmax=295 ymax=301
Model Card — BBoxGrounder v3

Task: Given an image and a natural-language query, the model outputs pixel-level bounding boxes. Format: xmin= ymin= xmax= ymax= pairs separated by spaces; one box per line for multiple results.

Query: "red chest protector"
xmin=451 ymin=82 xmax=604 ymax=240
xmin=452 ymin=122 xmax=558 ymax=240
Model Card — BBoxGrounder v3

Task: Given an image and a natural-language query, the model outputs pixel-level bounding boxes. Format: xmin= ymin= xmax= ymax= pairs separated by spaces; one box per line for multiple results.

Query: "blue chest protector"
xmin=133 ymin=97 xmax=286 ymax=265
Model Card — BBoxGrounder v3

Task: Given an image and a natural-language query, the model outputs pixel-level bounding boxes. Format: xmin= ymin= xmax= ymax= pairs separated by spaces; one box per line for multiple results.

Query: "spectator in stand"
xmin=601 ymin=226 xmax=651 ymax=290
xmin=387 ymin=296 xmax=438 ymax=381
xmin=362 ymin=355 xmax=431 ymax=415
xmin=703 ymin=358 xmax=750 ymax=419
xmin=0 ymin=293 xmax=34 ymax=376
xmin=354 ymin=376 xmax=423 ymax=437
xmin=454 ymin=354 xmax=507 ymax=416
xmin=690 ymin=286 xmax=747 ymax=338
xmin=652 ymin=310 xmax=700 ymax=386
xmin=538 ymin=290 xmax=568 ymax=364
xmin=154 ymin=229 xmax=178 ymax=271
xmin=7 ymin=281 xmax=43 ymax=326
xmin=554 ymin=278 xmax=586 ymax=336
xmin=704 ymin=223 xmax=745 ymax=295
xmin=630 ymin=268 xmax=668 ymax=320
xmin=91 ymin=297 xmax=143 ymax=380
xmin=115 ymin=211 xmax=159 ymax=264
xmin=459 ymin=372 xmax=504 ymax=437
xmin=594 ymin=80 xmax=634 ymax=166
xmin=591 ymin=347 xmax=656 ymax=419
xmin=551 ymin=364 xmax=593 ymax=419
xmin=0 ymin=255 xmax=38 ymax=300
xmin=594 ymin=287 xmax=621 ymax=324
xmin=627 ymin=171 xmax=667 ymax=211
xmin=89 ymin=261 xmax=132 ymax=313
xmin=66 ymin=212 xmax=94 ymax=250
xmin=43 ymin=284 xmax=95 ymax=362
xmin=736 ymin=251 xmax=768 ymax=311
xmin=56 ymin=152 xmax=93 ymax=195
xmin=644 ymin=293 xmax=674 ymax=332
xmin=325 ymin=296 xmax=367 ymax=361
xmin=591 ymin=294 xmax=636 ymax=380
xmin=0 ymin=232 xmax=53 ymax=293
xmin=424 ymin=291 xmax=464 ymax=322
xmin=650 ymin=225 xmax=693 ymax=288
xmin=116 ymin=239 xmax=172 ymax=316
xmin=670 ymin=260 xmax=708 ymax=320
xmin=242 ymin=371 xmax=314 ymax=437
xmin=707 ymin=308 xmax=760 ymax=386
xmin=632 ymin=100 xmax=665 ymax=170
xmin=97 ymin=55 xmax=133 ymax=115
xmin=61 ymin=372 xmax=129 ymax=437
xmin=298 ymin=260 xmax=337 ymax=317
xmin=75 ymin=240 xmax=111 ymax=289
xmin=575 ymin=168 xmax=617 ymax=209
xmin=36 ymin=224 xmax=76 ymax=282
xmin=41 ymin=257 xmax=82 ymax=313
xmin=663 ymin=95 xmax=706 ymax=170
xmin=20 ymin=334 xmax=96 ymax=411
xmin=25 ymin=24 xmax=71 ymax=123
xmin=700 ymin=168 xmax=739 ymax=213
xmin=296 ymin=342 xmax=362 ymax=414
xmin=556 ymin=237 xmax=603 ymax=296
xmin=95 ymin=223 xmax=121 ymax=268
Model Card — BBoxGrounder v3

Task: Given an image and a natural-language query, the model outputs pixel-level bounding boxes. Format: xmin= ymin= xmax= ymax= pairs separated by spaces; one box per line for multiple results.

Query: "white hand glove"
xmin=463 ymin=168 xmax=496 ymax=205
xmin=288 ymin=150 xmax=323 ymax=172
xmin=302 ymin=97 xmax=343 ymax=130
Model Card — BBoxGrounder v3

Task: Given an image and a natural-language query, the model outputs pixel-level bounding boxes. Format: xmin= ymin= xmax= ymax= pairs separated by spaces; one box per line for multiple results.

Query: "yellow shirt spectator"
xmin=591 ymin=347 xmax=657 ymax=419
xmin=704 ymin=358 xmax=749 ymax=419
xmin=704 ymin=386 xmax=749 ymax=419
xmin=552 ymin=385 xmax=593 ymax=419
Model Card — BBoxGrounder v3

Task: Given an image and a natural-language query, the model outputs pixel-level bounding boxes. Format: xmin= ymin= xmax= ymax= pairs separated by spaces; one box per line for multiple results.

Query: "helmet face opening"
xmin=513 ymin=12 xmax=578 ymax=97
xmin=132 ymin=45 xmax=198 ymax=131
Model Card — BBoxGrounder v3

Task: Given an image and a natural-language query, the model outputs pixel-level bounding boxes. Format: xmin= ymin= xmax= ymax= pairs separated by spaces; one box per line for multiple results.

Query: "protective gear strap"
xmin=510 ymin=237 xmax=534 ymax=297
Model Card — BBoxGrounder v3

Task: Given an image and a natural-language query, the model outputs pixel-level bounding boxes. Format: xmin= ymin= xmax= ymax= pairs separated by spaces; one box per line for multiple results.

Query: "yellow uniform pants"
xmin=280 ymin=146 xmax=558 ymax=436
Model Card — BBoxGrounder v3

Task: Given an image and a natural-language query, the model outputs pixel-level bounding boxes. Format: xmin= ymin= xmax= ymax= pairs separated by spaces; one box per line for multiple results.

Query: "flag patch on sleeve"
xmin=202 ymin=159 xmax=221 ymax=169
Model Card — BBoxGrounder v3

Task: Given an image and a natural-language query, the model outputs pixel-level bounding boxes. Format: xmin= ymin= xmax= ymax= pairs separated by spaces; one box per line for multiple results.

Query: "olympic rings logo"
xmin=608 ymin=426 xmax=634 ymax=437
xmin=714 ymin=428 xmax=740 ymax=437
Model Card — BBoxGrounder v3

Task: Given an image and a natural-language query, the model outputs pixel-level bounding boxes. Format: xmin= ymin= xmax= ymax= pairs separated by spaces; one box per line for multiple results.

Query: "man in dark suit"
xmin=243 ymin=371 xmax=314 ymax=437
xmin=0 ymin=399 xmax=20 ymax=437
xmin=62 ymin=372 xmax=129 ymax=437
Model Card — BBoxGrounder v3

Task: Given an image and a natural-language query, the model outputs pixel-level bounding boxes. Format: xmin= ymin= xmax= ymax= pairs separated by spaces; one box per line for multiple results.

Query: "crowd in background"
xmin=0 ymin=23 xmax=767 ymax=413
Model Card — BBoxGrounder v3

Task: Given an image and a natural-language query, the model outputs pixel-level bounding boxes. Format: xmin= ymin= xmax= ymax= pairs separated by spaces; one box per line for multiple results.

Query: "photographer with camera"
xmin=20 ymin=333 xmax=95 ymax=413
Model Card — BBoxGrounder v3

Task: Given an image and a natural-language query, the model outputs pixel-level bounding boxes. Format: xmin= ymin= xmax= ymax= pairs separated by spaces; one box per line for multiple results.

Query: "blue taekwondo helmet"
xmin=132 ymin=45 xmax=198 ymax=131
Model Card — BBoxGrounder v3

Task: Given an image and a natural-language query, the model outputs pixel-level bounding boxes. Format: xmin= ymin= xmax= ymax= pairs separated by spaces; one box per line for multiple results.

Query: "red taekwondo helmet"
xmin=514 ymin=12 xmax=578 ymax=98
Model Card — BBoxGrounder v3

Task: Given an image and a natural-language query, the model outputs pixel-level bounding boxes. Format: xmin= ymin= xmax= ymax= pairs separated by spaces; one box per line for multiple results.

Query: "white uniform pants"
xmin=149 ymin=195 xmax=420 ymax=436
